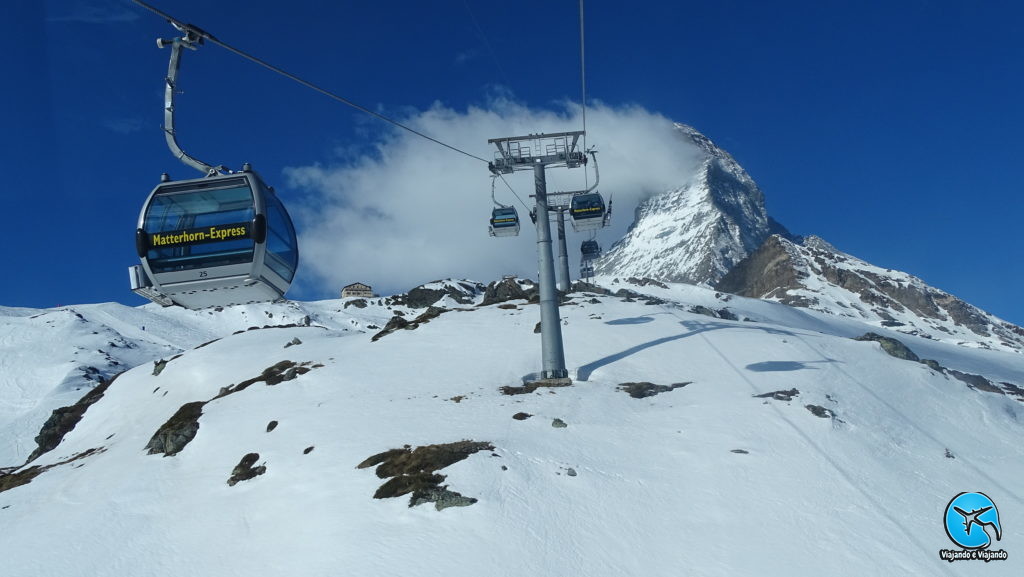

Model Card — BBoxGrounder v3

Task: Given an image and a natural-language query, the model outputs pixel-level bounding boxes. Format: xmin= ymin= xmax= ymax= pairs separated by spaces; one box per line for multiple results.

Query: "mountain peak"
xmin=595 ymin=123 xmax=781 ymax=285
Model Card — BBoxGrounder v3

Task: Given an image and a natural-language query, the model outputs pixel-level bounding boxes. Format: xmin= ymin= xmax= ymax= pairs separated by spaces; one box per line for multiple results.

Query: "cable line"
xmin=579 ymin=0 xmax=590 ymax=188
xmin=131 ymin=0 xmax=491 ymax=165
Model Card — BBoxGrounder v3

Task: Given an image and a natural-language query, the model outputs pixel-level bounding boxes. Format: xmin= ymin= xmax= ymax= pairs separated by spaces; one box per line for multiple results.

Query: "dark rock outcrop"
xmin=617 ymin=382 xmax=691 ymax=399
xmin=227 ymin=453 xmax=266 ymax=486
xmin=854 ymin=333 xmax=921 ymax=362
xmin=717 ymin=234 xmax=1024 ymax=352
xmin=480 ymin=277 xmax=537 ymax=306
xmin=716 ymin=235 xmax=808 ymax=306
xmin=403 ymin=280 xmax=484 ymax=309
xmin=753 ymin=388 xmax=800 ymax=402
xmin=27 ymin=373 xmax=121 ymax=464
xmin=357 ymin=441 xmax=493 ymax=510
xmin=371 ymin=307 xmax=448 ymax=341
xmin=145 ymin=401 xmax=204 ymax=456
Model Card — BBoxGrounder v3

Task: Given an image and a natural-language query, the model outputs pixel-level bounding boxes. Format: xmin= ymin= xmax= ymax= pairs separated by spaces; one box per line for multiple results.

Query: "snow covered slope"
xmin=2 ymin=280 xmax=1022 ymax=576
xmin=717 ymin=234 xmax=1024 ymax=354
xmin=595 ymin=123 xmax=787 ymax=284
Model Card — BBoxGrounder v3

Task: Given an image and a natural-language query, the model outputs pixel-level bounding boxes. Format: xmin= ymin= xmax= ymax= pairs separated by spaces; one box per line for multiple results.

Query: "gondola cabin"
xmin=569 ymin=192 xmax=606 ymax=232
xmin=489 ymin=206 xmax=520 ymax=237
xmin=580 ymin=240 xmax=601 ymax=260
xmin=129 ymin=167 xmax=298 ymax=309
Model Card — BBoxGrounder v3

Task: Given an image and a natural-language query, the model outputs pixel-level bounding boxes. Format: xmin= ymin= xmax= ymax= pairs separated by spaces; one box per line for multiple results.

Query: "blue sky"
xmin=4 ymin=0 xmax=1023 ymax=326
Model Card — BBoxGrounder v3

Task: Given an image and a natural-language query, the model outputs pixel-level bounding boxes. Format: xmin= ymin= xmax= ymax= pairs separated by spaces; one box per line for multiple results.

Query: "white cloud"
xmin=284 ymin=100 xmax=702 ymax=298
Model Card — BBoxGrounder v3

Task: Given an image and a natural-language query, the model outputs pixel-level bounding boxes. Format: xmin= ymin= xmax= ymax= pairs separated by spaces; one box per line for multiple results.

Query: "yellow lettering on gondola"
xmin=150 ymin=223 xmax=249 ymax=247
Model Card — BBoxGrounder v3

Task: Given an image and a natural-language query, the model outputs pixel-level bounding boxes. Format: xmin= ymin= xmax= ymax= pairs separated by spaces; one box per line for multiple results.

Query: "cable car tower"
xmin=488 ymin=131 xmax=589 ymax=382
xmin=128 ymin=19 xmax=299 ymax=309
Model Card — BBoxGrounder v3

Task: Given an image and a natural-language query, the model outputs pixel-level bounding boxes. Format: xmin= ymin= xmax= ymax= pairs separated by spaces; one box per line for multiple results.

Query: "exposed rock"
xmin=145 ymin=401 xmax=205 ymax=456
xmin=406 ymin=287 xmax=449 ymax=309
xmin=617 ymin=382 xmax=691 ymax=399
xmin=371 ymin=307 xmax=448 ymax=341
xmin=566 ymin=468 xmax=578 ymax=477
xmin=304 ymin=446 xmax=315 ymax=455
xmin=717 ymin=234 xmax=1024 ymax=352
xmin=405 ymin=280 xmax=483 ymax=309
xmin=283 ymin=337 xmax=302 ymax=348
xmin=753 ymin=388 xmax=800 ymax=402
xmin=343 ymin=298 xmax=368 ymax=309
xmin=688 ymin=305 xmax=737 ymax=320
xmin=357 ymin=441 xmax=493 ymax=510
xmin=948 ymin=370 xmax=1004 ymax=394
xmin=266 ymin=421 xmax=278 ymax=432
xmin=480 ymin=277 xmax=537 ymax=306
xmin=500 ymin=380 xmax=573 ymax=396
xmin=216 ymin=361 xmax=317 ymax=397
xmin=552 ymin=418 xmax=568 ymax=428
xmin=626 ymin=277 xmax=669 ymax=289
xmin=731 ymin=449 xmax=749 ymax=454
xmin=805 ymin=404 xmax=836 ymax=419
xmin=571 ymin=281 xmax=612 ymax=295
xmin=27 ymin=372 xmax=121 ymax=464
xmin=152 ymin=359 xmax=168 ymax=376
xmin=1 ymin=447 xmax=105 ymax=494
xmin=413 ymin=306 xmax=447 ymax=324
xmin=716 ymin=235 xmax=806 ymax=305
xmin=409 ymin=486 xmax=478 ymax=511
xmin=512 ymin=412 xmax=532 ymax=420
xmin=854 ymin=333 xmax=920 ymax=362
xmin=227 ymin=453 xmax=266 ymax=486
xmin=371 ymin=315 xmax=410 ymax=341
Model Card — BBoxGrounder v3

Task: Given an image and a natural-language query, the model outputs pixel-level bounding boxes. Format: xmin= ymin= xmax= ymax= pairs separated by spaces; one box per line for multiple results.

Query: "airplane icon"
xmin=954 ymin=506 xmax=1002 ymax=541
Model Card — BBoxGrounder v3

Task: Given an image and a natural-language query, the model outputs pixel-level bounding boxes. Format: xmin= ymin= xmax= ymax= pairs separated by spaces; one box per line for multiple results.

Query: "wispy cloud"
xmin=48 ymin=1 xmax=140 ymax=24
xmin=285 ymin=100 xmax=702 ymax=298
xmin=102 ymin=117 xmax=144 ymax=134
xmin=454 ymin=49 xmax=479 ymax=65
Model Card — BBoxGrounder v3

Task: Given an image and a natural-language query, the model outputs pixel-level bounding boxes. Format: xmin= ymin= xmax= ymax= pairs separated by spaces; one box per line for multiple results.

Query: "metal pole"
xmin=534 ymin=163 xmax=568 ymax=380
xmin=162 ymin=35 xmax=219 ymax=176
xmin=556 ymin=209 xmax=571 ymax=292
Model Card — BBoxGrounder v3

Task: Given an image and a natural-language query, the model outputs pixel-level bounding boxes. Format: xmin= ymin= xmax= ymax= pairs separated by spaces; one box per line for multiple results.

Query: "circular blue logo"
xmin=944 ymin=492 xmax=1002 ymax=550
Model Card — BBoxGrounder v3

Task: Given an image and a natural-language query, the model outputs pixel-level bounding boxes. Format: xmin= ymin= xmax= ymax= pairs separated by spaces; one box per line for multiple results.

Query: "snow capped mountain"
xmin=717 ymin=234 xmax=1024 ymax=354
xmin=2 ymin=279 xmax=1023 ymax=576
xmin=593 ymin=122 xmax=1024 ymax=355
xmin=595 ymin=123 xmax=789 ymax=284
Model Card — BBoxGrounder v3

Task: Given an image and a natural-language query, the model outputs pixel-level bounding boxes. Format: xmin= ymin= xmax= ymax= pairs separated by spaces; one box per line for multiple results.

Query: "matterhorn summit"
xmin=595 ymin=123 xmax=789 ymax=284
